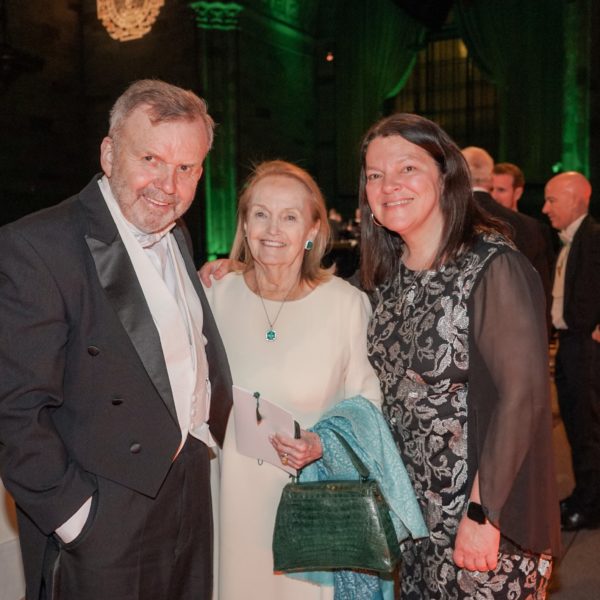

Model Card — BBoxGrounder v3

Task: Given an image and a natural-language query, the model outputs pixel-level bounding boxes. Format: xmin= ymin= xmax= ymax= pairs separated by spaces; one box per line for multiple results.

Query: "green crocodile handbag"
xmin=272 ymin=431 xmax=401 ymax=573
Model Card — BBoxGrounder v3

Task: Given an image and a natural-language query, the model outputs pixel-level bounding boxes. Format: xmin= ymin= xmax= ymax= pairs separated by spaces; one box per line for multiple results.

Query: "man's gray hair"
xmin=109 ymin=79 xmax=215 ymax=150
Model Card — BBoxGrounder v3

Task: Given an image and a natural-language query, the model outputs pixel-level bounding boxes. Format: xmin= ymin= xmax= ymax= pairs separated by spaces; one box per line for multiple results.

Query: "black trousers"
xmin=555 ymin=330 xmax=600 ymax=514
xmin=41 ymin=436 xmax=212 ymax=600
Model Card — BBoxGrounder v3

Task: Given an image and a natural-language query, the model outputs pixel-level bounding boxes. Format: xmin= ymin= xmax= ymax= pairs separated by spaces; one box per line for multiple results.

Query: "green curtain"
xmin=454 ymin=0 xmax=566 ymax=185
xmin=334 ymin=0 xmax=426 ymax=197
xmin=561 ymin=0 xmax=590 ymax=177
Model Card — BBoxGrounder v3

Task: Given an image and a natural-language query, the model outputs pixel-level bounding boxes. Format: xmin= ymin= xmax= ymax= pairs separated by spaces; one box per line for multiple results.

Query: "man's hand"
xmin=592 ymin=324 xmax=600 ymax=343
xmin=197 ymin=258 xmax=236 ymax=287
xmin=453 ymin=514 xmax=500 ymax=572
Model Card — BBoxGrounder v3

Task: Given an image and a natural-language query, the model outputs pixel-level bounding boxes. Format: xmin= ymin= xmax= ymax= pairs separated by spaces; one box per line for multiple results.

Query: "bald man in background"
xmin=543 ymin=171 xmax=600 ymax=531
xmin=461 ymin=147 xmax=552 ymax=325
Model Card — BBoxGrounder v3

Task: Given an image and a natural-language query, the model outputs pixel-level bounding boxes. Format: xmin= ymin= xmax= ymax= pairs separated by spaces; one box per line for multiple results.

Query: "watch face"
xmin=467 ymin=501 xmax=486 ymax=524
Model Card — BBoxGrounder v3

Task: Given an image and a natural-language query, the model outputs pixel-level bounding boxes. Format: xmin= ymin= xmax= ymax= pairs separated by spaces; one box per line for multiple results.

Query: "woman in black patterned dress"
xmin=358 ymin=113 xmax=560 ymax=599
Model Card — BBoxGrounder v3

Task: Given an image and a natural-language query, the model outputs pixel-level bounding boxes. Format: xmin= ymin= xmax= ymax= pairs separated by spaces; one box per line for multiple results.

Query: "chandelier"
xmin=97 ymin=0 xmax=165 ymax=42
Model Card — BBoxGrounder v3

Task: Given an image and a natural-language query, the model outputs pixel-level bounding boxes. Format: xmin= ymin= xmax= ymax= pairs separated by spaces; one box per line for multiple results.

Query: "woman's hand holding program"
xmin=270 ymin=430 xmax=323 ymax=471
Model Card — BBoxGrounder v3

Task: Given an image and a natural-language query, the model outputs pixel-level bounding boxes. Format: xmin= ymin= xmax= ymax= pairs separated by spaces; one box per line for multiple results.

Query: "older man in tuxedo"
xmin=0 ymin=80 xmax=232 ymax=599
xmin=543 ymin=171 xmax=600 ymax=531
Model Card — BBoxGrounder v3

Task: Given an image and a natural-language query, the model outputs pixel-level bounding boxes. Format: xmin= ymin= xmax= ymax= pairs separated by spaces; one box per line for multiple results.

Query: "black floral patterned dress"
xmin=367 ymin=234 xmax=557 ymax=599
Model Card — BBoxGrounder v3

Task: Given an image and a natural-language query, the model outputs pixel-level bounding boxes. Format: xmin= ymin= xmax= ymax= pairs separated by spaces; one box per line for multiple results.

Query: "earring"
xmin=304 ymin=240 xmax=314 ymax=251
xmin=370 ymin=213 xmax=383 ymax=228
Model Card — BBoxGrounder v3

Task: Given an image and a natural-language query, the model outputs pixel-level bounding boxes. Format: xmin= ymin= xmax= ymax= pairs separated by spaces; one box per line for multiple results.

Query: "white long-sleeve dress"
xmin=204 ymin=272 xmax=381 ymax=600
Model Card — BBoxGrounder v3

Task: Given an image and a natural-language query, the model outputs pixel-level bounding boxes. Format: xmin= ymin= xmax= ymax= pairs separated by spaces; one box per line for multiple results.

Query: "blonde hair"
xmin=229 ymin=160 xmax=332 ymax=285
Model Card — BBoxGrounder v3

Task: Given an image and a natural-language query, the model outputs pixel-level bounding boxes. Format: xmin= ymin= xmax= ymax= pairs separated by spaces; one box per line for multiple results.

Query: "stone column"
xmin=189 ymin=1 xmax=243 ymax=259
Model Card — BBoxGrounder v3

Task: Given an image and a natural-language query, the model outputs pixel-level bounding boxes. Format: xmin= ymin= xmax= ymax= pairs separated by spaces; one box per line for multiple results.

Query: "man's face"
xmin=100 ymin=106 xmax=209 ymax=233
xmin=491 ymin=173 xmax=522 ymax=211
xmin=542 ymin=179 xmax=581 ymax=231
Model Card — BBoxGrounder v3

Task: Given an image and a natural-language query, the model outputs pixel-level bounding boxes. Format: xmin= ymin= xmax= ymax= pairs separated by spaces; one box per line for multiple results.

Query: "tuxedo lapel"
xmin=172 ymin=226 xmax=210 ymax=318
xmin=172 ymin=226 xmax=233 ymax=445
xmin=172 ymin=226 xmax=222 ymax=353
xmin=79 ymin=177 xmax=178 ymax=427
xmin=563 ymin=216 xmax=589 ymax=310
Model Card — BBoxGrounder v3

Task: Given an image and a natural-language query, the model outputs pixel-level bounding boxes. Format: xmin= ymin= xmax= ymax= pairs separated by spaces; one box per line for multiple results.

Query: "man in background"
xmin=492 ymin=160 xmax=556 ymax=287
xmin=0 ymin=79 xmax=232 ymax=599
xmin=543 ymin=171 xmax=600 ymax=531
xmin=491 ymin=162 xmax=525 ymax=211
xmin=461 ymin=147 xmax=552 ymax=318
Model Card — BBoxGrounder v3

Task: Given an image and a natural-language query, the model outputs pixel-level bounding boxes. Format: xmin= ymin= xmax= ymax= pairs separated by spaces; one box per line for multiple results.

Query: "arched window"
xmin=386 ymin=25 xmax=498 ymax=154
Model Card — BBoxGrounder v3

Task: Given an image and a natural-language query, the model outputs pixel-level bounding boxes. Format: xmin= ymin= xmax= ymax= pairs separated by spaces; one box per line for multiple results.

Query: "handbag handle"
xmin=330 ymin=430 xmax=370 ymax=482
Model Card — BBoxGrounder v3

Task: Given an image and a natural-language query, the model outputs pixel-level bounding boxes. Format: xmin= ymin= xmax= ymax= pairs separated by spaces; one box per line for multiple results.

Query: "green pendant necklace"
xmin=256 ymin=278 xmax=296 ymax=341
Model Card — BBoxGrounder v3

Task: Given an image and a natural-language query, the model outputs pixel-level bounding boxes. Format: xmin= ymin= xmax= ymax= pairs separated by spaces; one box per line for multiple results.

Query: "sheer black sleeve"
xmin=469 ymin=249 xmax=561 ymax=555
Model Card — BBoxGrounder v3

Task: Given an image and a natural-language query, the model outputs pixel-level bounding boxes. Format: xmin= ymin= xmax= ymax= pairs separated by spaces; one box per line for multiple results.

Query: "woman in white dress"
xmin=202 ymin=160 xmax=382 ymax=600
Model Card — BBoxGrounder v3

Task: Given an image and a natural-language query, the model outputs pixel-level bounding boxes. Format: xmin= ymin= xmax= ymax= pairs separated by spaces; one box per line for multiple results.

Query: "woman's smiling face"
xmin=244 ymin=175 xmax=319 ymax=271
xmin=365 ymin=134 xmax=444 ymax=240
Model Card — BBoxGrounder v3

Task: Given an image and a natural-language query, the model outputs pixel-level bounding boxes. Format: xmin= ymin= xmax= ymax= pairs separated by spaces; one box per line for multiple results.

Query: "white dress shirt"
xmin=551 ymin=213 xmax=586 ymax=330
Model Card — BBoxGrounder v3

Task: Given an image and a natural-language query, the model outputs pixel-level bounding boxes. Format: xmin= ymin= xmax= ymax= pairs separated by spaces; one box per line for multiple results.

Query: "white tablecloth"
xmin=0 ymin=480 xmax=25 ymax=600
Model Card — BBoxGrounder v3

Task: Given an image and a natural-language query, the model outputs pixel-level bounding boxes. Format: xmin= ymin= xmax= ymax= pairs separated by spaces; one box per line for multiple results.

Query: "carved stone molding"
xmin=189 ymin=1 xmax=243 ymax=31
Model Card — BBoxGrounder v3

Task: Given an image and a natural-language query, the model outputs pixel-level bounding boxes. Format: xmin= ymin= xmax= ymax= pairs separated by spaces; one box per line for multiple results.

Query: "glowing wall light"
xmin=97 ymin=0 xmax=165 ymax=42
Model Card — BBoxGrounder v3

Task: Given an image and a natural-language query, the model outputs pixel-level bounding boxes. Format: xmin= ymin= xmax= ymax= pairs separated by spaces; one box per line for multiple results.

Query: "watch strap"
xmin=467 ymin=501 xmax=487 ymax=524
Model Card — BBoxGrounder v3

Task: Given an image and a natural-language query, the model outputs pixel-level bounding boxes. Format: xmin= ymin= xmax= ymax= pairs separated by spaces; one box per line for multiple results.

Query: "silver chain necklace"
xmin=255 ymin=278 xmax=297 ymax=341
